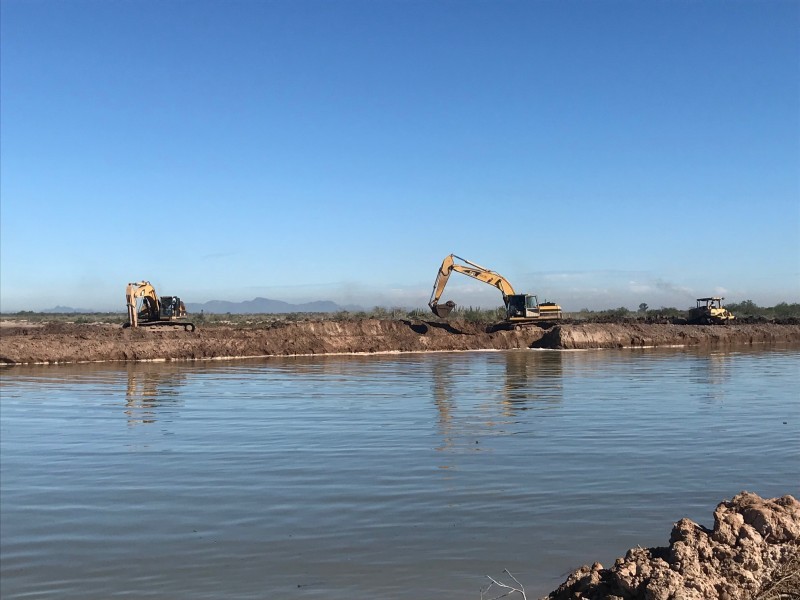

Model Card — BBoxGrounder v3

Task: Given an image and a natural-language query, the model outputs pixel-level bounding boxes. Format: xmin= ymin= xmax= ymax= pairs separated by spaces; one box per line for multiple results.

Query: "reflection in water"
xmin=124 ymin=365 xmax=186 ymax=426
xmin=502 ymin=350 xmax=563 ymax=414
xmin=688 ymin=351 xmax=731 ymax=403
xmin=429 ymin=350 xmax=566 ymax=455
xmin=1 ymin=348 xmax=798 ymax=600
xmin=432 ymin=358 xmax=456 ymax=452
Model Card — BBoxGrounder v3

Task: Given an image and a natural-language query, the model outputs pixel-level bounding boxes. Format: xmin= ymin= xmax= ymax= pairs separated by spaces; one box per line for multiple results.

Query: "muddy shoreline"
xmin=0 ymin=320 xmax=798 ymax=365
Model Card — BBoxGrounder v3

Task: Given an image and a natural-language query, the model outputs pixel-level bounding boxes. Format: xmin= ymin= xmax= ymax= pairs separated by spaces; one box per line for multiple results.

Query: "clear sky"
xmin=2 ymin=0 xmax=798 ymax=312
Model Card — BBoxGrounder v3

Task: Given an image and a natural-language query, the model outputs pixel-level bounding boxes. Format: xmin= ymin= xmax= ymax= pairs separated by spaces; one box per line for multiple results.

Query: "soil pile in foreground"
xmin=544 ymin=492 xmax=799 ymax=600
xmin=0 ymin=320 xmax=798 ymax=365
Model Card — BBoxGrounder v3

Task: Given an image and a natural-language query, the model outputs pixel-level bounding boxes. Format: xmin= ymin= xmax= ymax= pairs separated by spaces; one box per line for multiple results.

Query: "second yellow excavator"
xmin=428 ymin=254 xmax=562 ymax=327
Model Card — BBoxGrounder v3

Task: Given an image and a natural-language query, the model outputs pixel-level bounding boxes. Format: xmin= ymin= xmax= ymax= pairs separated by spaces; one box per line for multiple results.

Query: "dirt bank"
xmin=534 ymin=322 xmax=800 ymax=350
xmin=0 ymin=320 xmax=539 ymax=365
xmin=544 ymin=492 xmax=800 ymax=600
xmin=0 ymin=320 xmax=797 ymax=365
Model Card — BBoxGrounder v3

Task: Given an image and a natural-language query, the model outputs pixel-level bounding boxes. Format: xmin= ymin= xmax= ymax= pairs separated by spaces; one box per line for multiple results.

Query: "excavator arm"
xmin=428 ymin=254 xmax=516 ymax=318
xmin=125 ymin=281 xmax=160 ymax=328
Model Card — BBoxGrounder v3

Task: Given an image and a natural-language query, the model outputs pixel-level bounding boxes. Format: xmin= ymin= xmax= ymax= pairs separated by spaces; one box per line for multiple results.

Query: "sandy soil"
xmin=0 ymin=320 xmax=798 ymax=365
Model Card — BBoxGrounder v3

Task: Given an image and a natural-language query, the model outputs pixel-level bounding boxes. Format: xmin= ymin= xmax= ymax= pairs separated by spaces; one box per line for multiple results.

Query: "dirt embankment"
xmin=544 ymin=492 xmax=800 ymax=600
xmin=0 ymin=320 xmax=797 ymax=365
xmin=0 ymin=320 xmax=537 ymax=365
xmin=534 ymin=322 xmax=800 ymax=350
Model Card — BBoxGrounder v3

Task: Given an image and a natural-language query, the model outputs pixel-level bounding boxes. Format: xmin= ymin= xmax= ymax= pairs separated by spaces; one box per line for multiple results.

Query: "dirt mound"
xmin=544 ymin=492 xmax=800 ymax=600
xmin=1 ymin=320 xmax=798 ymax=365
xmin=0 ymin=319 xmax=545 ymax=365
xmin=534 ymin=323 xmax=800 ymax=350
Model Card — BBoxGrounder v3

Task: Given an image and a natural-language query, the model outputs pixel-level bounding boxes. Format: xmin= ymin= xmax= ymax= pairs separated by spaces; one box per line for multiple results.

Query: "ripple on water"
xmin=1 ymin=347 xmax=798 ymax=598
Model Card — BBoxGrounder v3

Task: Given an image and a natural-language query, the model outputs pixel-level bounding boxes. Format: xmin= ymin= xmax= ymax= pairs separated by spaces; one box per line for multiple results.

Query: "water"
xmin=1 ymin=347 xmax=798 ymax=599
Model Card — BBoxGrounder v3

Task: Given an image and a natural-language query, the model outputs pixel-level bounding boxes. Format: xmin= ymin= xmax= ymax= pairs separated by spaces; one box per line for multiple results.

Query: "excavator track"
xmin=131 ymin=321 xmax=196 ymax=332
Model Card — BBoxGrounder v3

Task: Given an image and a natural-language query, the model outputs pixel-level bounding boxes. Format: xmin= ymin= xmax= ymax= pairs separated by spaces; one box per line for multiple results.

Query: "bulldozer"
xmin=124 ymin=281 xmax=195 ymax=331
xmin=688 ymin=297 xmax=735 ymax=325
xmin=428 ymin=254 xmax=562 ymax=328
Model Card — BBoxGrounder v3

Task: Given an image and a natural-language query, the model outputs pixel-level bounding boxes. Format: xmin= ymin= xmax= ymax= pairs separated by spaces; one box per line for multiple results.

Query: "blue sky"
xmin=2 ymin=0 xmax=798 ymax=312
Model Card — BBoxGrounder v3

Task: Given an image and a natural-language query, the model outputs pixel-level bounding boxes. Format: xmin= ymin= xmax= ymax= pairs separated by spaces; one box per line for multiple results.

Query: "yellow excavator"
xmin=428 ymin=254 xmax=562 ymax=327
xmin=124 ymin=281 xmax=195 ymax=331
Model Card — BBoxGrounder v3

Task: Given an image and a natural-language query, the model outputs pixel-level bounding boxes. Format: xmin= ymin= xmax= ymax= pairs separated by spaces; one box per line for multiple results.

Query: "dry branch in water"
xmin=480 ymin=569 xmax=527 ymax=600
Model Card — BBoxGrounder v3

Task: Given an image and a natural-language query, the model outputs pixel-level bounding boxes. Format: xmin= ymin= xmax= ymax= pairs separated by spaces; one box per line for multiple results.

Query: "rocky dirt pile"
xmin=544 ymin=492 xmax=800 ymax=600
xmin=1 ymin=320 xmax=798 ymax=365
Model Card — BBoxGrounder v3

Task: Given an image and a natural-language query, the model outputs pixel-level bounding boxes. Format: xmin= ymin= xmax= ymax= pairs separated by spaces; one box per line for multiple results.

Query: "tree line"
xmin=3 ymin=300 xmax=798 ymax=324
xmin=580 ymin=300 xmax=800 ymax=321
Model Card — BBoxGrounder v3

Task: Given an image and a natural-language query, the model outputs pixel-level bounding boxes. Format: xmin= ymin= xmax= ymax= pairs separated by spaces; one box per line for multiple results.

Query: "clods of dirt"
xmin=544 ymin=492 xmax=800 ymax=600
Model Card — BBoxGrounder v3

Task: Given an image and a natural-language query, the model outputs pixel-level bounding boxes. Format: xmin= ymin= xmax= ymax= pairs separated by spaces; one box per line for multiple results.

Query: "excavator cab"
xmin=159 ymin=296 xmax=185 ymax=319
xmin=506 ymin=295 xmax=528 ymax=318
xmin=506 ymin=294 xmax=562 ymax=321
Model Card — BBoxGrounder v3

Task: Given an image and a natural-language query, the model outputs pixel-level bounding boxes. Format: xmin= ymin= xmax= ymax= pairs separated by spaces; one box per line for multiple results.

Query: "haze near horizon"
xmin=1 ymin=0 xmax=798 ymax=313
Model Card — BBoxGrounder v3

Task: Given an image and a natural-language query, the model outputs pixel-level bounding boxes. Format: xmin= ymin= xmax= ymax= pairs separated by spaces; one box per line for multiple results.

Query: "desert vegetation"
xmin=575 ymin=300 xmax=800 ymax=323
xmin=2 ymin=300 xmax=798 ymax=327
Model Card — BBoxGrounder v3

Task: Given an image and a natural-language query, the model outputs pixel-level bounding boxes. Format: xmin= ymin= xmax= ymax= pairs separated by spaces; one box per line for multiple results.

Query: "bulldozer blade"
xmin=431 ymin=301 xmax=456 ymax=319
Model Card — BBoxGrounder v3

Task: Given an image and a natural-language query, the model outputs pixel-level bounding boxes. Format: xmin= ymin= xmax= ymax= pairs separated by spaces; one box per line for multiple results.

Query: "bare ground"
xmin=0 ymin=320 xmax=798 ymax=365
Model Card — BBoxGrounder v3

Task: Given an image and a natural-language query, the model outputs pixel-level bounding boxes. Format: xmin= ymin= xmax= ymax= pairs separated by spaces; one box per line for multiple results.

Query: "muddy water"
xmin=1 ymin=348 xmax=798 ymax=599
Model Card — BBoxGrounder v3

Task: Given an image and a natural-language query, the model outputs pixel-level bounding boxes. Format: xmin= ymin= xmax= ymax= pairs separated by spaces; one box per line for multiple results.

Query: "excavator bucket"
xmin=431 ymin=301 xmax=456 ymax=319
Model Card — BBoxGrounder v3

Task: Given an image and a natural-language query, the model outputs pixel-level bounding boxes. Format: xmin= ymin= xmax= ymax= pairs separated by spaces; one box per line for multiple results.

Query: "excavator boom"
xmin=126 ymin=281 xmax=159 ymax=328
xmin=428 ymin=254 xmax=516 ymax=318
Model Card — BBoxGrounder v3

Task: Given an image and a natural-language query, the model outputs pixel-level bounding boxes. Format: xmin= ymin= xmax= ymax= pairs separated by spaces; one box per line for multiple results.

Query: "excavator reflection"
xmin=430 ymin=351 xmax=565 ymax=459
xmin=125 ymin=365 xmax=186 ymax=426
xmin=687 ymin=349 xmax=731 ymax=404
xmin=502 ymin=350 xmax=563 ymax=414
xmin=432 ymin=358 xmax=457 ymax=454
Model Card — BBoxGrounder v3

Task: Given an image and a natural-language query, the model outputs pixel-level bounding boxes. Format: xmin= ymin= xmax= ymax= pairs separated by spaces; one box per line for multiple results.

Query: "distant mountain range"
xmin=184 ymin=297 xmax=362 ymax=314
xmin=42 ymin=306 xmax=96 ymax=313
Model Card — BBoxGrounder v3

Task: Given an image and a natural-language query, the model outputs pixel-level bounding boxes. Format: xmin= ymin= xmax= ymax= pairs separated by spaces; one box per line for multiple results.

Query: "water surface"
xmin=1 ymin=347 xmax=798 ymax=598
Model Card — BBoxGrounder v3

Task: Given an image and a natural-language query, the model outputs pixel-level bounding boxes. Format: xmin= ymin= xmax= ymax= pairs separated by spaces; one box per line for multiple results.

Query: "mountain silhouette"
xmin=184 ymin=297 xmax=359 ymax=314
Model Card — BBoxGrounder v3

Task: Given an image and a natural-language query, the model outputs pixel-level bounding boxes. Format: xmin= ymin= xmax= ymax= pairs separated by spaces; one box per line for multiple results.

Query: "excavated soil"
xmin=0 ymin=320 xmax=798 ymax=365
xmin=534 ymin=322 xmax=800 ymax=350
xmin=544 ymin=492 xmax=800 ymax=600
